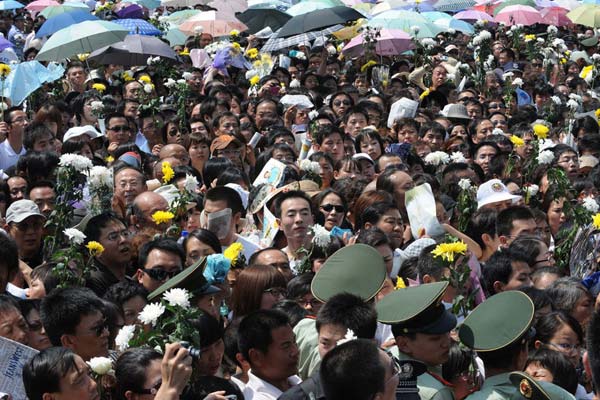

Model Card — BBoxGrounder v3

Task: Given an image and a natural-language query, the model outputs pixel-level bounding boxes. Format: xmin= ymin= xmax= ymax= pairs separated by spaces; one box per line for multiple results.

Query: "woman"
xmin=542 ymin=192 xmax=567 ymax=239
xmin=184 ymin=229 xmax=222 ymax=267
xmin=230 ymin=265 xmax=286 ymax=318
xmin=33 ymin=104 xmax=64 ymax=140
xmin=309 ymin=152 xmax=335 ymax=189
xmin=188 ymin=134 xmax=211 ymax=178
xmin=313 ymin=188 xmax=347 ymax=231
xmin=547 ymin=277 xmax=594 ymax=330
xmin=329 ymin=91 xmax=354 ymax=119
xmin=19 ymin=299 xmax=51 ymax=351
xmin=394 ymin=118 xmax=420 ymax=144
xmin=162 ymin=117 xmax=191 ymax=148
xmin=473 ymin=141 xmax=500 ymax=177
xmin=72 ymin=91 xmax=101 ymax=128
xmin=355 ymin=129 xmax=384 ymax=162
xmin=508 ymin=235 xmax=555 ymax=270
xmin=333 ymin=157 xmax=361 ymax=180
xmin=358 ymin=202 xmax=405 ymax=250
xmin=532 ymin=311 xmax=583 ymax=368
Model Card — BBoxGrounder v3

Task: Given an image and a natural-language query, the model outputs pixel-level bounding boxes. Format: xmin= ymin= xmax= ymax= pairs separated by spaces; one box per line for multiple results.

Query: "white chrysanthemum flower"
xmin=458 ymin=178 xmax=472 ymax=191
xmin=410 ymin=25 xmax=420 ymax=33
xmin=59 ymin=154 xmax=93 ymax=171
xmin=583 ymin=196 xmax=600 ymax=213
xmin=309 ymin=161 xmax=321 ymax=174
xmin=63 ymin=228 xmax=86 ymax=245
xmin=143 ymin=84 xmax=153 ymax=94
xmin=492 ymin=128 xmax=504 ymax=136
xmin=183 ymin=174 xmax=199 ymax=193
xmin=138 ymin=303 xmax=165 ymax=326
xmin=87 ymin=357 xmax=113 ymax=375
xmin=194 ymin=26 xmax=203 ymax=35
xmin=551 ymin=96 xmax=561 ymax=105
xmin=182 ymin=71 xmax=193 ymax=80
xmin=593 ymin=54 xmax=600 ymax=62
xmin=536 ymin=38 xmax=545 ymax=44
xmin=448 ymin=28 xmax=456 ymax=34
xmin=309 ymin=110 xmax=319 ymax=120
xmin=336 ymin=328 xmax=358 ymax=346
xmin=312 ymin=224 xmax=331 ymax=248
xmin=537 ymin=150 xmax=555 ymax=165
xmin=569 ymin=93 xmax=582 ymax=102
xmin=295 ymin=51 xmax=306 ymax=60
xmin=547 ymin=25 xmax=558 ymax=34
xmin=115 ymin=325 xmax=136 ymax=352
xmin=327 ymin=45 xmax=336 ymax=55
xmin=512 ymin=78 xmax=524 ymax=87
xmin=164 ymin=78 xmax=176 ymax=88
xmin=423 ymin=151 xmax=450 ymax=166
xmin=421 ymin=38 xmax=436 ymax=48
xmin=158 ymin=15 xmax=167 ymax=22
xmin=147 ymin=56 xmax=154 ymax=66
xmin=523 ymin=184 xmax=539 ymax=197
xmin=87 ymin=166 xmax=112 ymax=188
xmin=90 ymin=101 xmax=104 ymax=113
xmin=567 ymin=99 xmax=579 ymax=111
xmin=176 ymin=79 xmax=186 ymax=85
xmin=0 ymin=102 xmax=8 ymax=111
xmin=245 ymin=70 xmax=258 ymax=80
xmin=502 ymin=71 xmax=514 ymax=80
xmin=162 ymin=288 xmax=191 ymax=309
xmin=450 ymin=152 xmax=466 ymax=163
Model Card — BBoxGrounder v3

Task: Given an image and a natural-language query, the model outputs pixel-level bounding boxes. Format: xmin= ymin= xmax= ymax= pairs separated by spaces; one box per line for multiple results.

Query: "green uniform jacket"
xmin=293 ymin=318 xmax=321 ymax=380
xmin=395 ymin=349 xmax=455 ymax=400
xmin=464 ymin=372 xmax=575 ymax=400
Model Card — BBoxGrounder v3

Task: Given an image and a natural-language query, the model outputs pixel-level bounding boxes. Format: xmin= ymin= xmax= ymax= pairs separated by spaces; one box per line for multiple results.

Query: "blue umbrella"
xmin=0 ymin=0 xmax=24 ymax=9
xmin=0 ymin=36 xmax=12 ymax=51
xmin=1 ymin=61 xmax=65 ymax=105
xmin=128 ymin=0 xmax=160 ymax=8
xmin=113 ymin=19 xmax=162 ymax=36
xmin=36 ymin=10 xmax=98 ymax=38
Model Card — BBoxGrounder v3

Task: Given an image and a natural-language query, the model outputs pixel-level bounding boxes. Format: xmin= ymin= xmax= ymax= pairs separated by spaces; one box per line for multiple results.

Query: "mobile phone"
xmin=331 ymin=226 xmax=352 ymax=239
xmin=224 ymin=395 xmax=237 ymax=400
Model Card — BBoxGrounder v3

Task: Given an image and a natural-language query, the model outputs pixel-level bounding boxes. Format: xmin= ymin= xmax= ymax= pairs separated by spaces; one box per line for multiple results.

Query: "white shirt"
xmin=243 ymin=371 xmax=301 ymax=400
xmin=0 ymin=139 xmax=25 ymax=171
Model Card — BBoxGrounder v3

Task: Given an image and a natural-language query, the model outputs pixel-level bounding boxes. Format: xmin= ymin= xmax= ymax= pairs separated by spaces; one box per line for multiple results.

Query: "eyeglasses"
xmin=263 ymin=287 xmax=286 ymax=297
xmin=546 ymin=342 xmax=580 ymax=354
xmin=143 ymin=268 xmax=182 ymax=282
xmin=137 ymin=381 xmax=162 ymax=395
xmin=458 ymin=97 xmax=475 ymax=103
xmin=295 ymin=297 xmax=321 ymax=308
xmin=167 ymin=130 xmax=180 ymax=136
xmin=333 ymin=100 xmax=351 ymax=107
xmin=105 ymin=230 xmax=132 ymax=241
xmin=488 ymin=103 xmax=506 ymax=110
xmin=386 ymin=359 xmax=400 ymax=385
xmin=532 ymin=63 xmax=543 ymax=68
xmin=109 ymin=125 xmax=131 ymax=132
xmin=14 ymin=220 xmax=44 ymax=231
xmin=321 ymin=204 xmax=345 ymax=213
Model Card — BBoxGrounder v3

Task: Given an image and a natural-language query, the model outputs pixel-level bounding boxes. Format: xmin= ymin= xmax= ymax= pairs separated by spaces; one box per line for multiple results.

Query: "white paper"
xmin=252 ymin=158 xmax=286 ymax=187
xmin=387 ymin=97 xmax=419 ymax=128
xmin=0 ymin=337 xmax=39 ymax=400
xmin=261 ymin=205 xmax=279 ymax=247
xmin=405 ymin=183 xmax=444 ymax=239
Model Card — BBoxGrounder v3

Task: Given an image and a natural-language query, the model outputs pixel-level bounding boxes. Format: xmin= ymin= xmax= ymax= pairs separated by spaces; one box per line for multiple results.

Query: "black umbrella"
xmin=276 ymin=6 xmax=363 ymax=38
xmin=89 ymin=34 xmax=178 ymax=66
xmin=236 ymin=6 xmax=292 ymax=34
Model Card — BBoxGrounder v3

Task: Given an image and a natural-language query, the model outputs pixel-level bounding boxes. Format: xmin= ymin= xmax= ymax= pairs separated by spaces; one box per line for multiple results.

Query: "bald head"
xmin=160 ymin=144 xmax=190 ymax=165
xmin=132 ymin=191 xmax=169 ymax=228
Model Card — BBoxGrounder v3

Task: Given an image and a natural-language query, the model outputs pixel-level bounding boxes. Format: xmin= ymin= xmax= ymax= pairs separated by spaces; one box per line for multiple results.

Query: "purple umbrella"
xmin=0 ymin=36 xmax=13 ymax=51
xmin=116 ymin=4 xmax=144 ymax=19
xmin=453 ymin=9 xmax=494 ymax=21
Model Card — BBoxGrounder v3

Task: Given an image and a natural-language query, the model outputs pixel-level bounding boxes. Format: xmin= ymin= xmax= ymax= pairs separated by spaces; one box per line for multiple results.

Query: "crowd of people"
xmin=4 ymin=1 xmax=600 ymax=399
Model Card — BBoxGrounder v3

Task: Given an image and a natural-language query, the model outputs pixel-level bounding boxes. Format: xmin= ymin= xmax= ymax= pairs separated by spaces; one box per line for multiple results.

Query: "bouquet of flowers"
xmin=295 ymin=224 xmax=332 ymax=274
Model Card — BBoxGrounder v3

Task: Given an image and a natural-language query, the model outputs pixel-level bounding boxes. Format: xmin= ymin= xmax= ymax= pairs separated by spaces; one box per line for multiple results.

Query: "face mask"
xmin=201 ymin=208 xmax=232 ymax=240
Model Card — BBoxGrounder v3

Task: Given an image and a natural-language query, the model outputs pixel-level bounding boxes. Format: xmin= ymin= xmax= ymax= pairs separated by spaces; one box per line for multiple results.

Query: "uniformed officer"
xmin=377 ymin=281 xmax=457 ymax=400
xmin=509 ymin=372 xmax=575 ymax=400
xmin=458 ymin=291 xmax=574 ymax=400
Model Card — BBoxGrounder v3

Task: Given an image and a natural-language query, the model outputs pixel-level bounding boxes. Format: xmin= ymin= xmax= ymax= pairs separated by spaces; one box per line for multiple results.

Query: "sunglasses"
xmin=137 ymin=381 xmax=162 ymax=395
xmin=487 ymin=103 xmax=506 ymax=110
xmin=333 ymin=100 xmax=351 ymax=107
xmin=14 ymin=220 xmax=44 ymax=231
xmin=109 ymin=125 xmax=131 ymax=132
xmin=321 ymin=204 xmax=345 ymax=213
xmin=458 ymin=97 xmax=475 ymax=103
xmin=143 ymin=268 xmax=181 ymax=282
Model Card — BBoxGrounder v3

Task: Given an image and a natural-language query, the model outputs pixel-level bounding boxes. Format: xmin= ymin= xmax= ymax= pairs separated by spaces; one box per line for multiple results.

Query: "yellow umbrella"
xmin=333 ymin=18 xmax=365 ymax=40
xmin=567 ymin=4 xmax=600 ymax=27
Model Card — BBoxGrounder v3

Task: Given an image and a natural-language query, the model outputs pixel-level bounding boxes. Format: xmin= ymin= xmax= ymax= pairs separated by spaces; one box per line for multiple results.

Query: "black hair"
xmin=15 ymin=151 xmax=60 ymax=183
xmin=354 ymin=129 xmax=384 ymax=156
xmin=442 ymin=341 xmax=476 ymax=383
xmin=83 ymin=211 xmax=125 ymax=243
xmin=191 ymin=313 xmax=225 ymax=348
xmin=525 ymin=348 xmax=578 ymax=395
xmin=481 ymin=251 xmax=526 ymax=297
xmin=355 ymin=227 xmax=391 ymax=249
xmin=587 ymin=310 xmax=600 ymax=393
xmin=40 ymin=287 xmax=105 ymax=346
xmin=103 ymin=280 xmax=148 ymax=314
xmin=272 ymin=190 xmax=313 ymax=219
xmin=138 ymin=238 xmax=185 ymax=270
xmin=0 ymin=233 xmax=19 ymax=288
xmin=286 ymin=273 xmax=314 ymax=300
xmin=313 ymin=125 xmax=344 ymax=146
xmin=115 ymin=347 xmax=162 ymax=399
xmin=508 ymin=235 xmax=546 ymax=268
xmin=23 ymin=123 xmax=54 ymax=151
xmin=237 ymin=309 xmax=290 ymax=361
xmin=215 ymin=167 xmax=250 ymax=189
xmin=315 ymin=292 xmax=377 ymax=339
xmin=417 ymin=244 xmax=446 ymax=282
xmin=30 ymin=263 xmax=63 ymax=295
xmin=204 ymin=186 xmax=244 ymax=215
xmin=184 ymin=229 xmax=221 ymax=255
xmin=466 ymin=208 xmax=498 ymax=250
xmin=203 ymin=157 xmax=234 ymax=186
xmin=357 ymin=202 xmax=399 ymax=231
xmin=271 ymin=299 xmax=308 ymax=328
xmin=533 ymin=311 xmax=584 ymax=350
xmin=496 ymin=206 xmax=534 ymax=237
xmin=518 ymin=286 xmax=552 ymax=315
xmin=23 ymin=347 xmax=80 ymax=400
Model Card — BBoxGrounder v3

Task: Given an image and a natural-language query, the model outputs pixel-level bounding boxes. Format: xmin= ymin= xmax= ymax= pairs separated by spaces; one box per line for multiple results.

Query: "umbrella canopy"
xmin=40 ymin=2 xmax=89 ymax=18
xmin=433 ymin=17 xmax=474 ymax=33
xmin=36 ymin=20 xmax=129 ymax=61
xmin=236 ymin=6 xmax=291 ymax=33
xmin=209 ymin=0 xmax=248 ymax=15
xmin=0 ymin=0 xmax=24 ymax=10
xmin=161 ymin=0 xmax=207 ymax=7
xmin=422 ymin=11 xmax=453 ymax=21
xmin=553 ymin=0 xmax=580 ymax=9
xmin=276 ymin=5 xmax=363 ymax=37
xmin=368 ymin=9 xmax=443 ymax=37
xmin=163 ymin=9 xmax=201 ymax=24
xmin=453 ymin=9 xmax=493 ymax=21
xmin=582 ymin=0 xmax=600 ymax=4
xmin=286 ymin=0 xmax=344 ymax=16
xmin=115 ymin=4 xmax=144 ymax=18
xmin=164 ymin=27 xmax=189 ymax=46
xmin=434 ymin=0 xmax=475 ymax=12
xmin=567 ymin=4 xmax=600 ymax=26
xmin=540 ymin=6 xmax=572 ymax=26
xmin=0 ymin=36 xmax=12 ymax=51
xmin=2 ymin=61 xmax=65 ymax=105
xmin=26 ymin=0 xmax=59 ymax=12
xmin=342 ymin=28 xmax=413 ymax=57
xmin=493 ymin=0 xmax=535 ymax=14
xmin=128 ymin=0 xmax=160 ymax=8
xmin=261 ymin=24 xmax=343 ymax=51
xmin=89 ymin=34 xmax=178 ymax=65
xmin=36 ymin=10 xmax=98 ymax=38
xmin=495 ymin=5 xmax=542 ymax=25
xmin=179 ymin=10 xmax=248 ymax=36
xmin=113 ymin=18 xmax=162 ymax=35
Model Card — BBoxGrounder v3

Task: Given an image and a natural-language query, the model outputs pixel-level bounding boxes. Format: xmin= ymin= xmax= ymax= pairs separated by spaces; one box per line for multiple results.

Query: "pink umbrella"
xmin=179 ymin=10 xmax=248 ymax=36
xmin=495 ymin=5 xmax=542 ymax=25
xmin=26 ymin=0 xmax=59 ymax=12
xmin=342 ymin=28 xmax=413 ymax=57
xmin=454 ymin=9 xmax=493 ymax=21
xmin=540 ymin=6 xmax=573 ymax=26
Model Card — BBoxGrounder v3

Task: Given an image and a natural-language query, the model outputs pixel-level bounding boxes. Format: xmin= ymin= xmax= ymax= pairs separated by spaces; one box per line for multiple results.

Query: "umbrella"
xmin=179 ymin=10 xmax=248 ymax=36
xmin=128 ymin=0 xmax=160 ymax=8
xmin=161 ymin=0 xmax=207 ymax=7
xmin=0 ymin=0 xmax=24 ymax=10
xmin=26 ymin=0 xmax=59 ymax=12
xmin=332 ymin=17 xmax=365 ymax=39
xmin=421 ymin=11 xmax=453 ymax=21
xmin=433 ymin=0 xmax=475 ymax=11
xmin=583 ymin=0 xmax=600 ymax=4
xmin=40 ymin=2 xmax=89 ymax=18
xmin=163 ymin=9 xmax=201 ymax=24
xmin=453 ymin=9 xmax=493 ymax=21
xmin=0 ymin=36 xmax=12 ymax=51
xmin=115 ymin=4 xmax=145 ymax=18
xmin=368 ymin=9 xmax=443 ymax=37
xmin=540 ymin=6 xmax=573 ymax=26
xmin=567 ymin=4 xmax=600 ymax=26
xmin=236 ymin=6 xmax=291 ymax=33
xmin=276 ymin=5 xmax=363 ymax=37
xmin=36 ymin=20 xmax=129 ymax=61
xmin=342 ymin=28 xmax=413 ymax=57
xmin=164 ymin=27 xmax=189 ymax=46
xmin=493 ymin=0 xmax=535 ymax=14
xmin=433 ymin=17 xmax=474 ymax=33
xmin=113 ymin=18 xmax=162 ymax=35
xmin=553 ymin=0 xmax=580 ymax=9
xmin=286 ymin=0 xmax=344 ymax=16
xmin=1 ymin=61 xmax=65 ymax=105
xmin=495 ymin=5 xmax=542 ymax=25
xmin=35 ymin=10 xmax=98 ymax=38
xmin=89 ymin=34 xmax=178 ymax=65
xmin=261 ymin=24 xmax=343 ymax=51
xmin=209 ymin=0 xmax=248 ymax=15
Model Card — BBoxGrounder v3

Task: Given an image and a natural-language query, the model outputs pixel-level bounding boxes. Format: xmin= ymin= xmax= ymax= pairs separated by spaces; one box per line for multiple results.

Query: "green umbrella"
xmin=567 ymin=4 xmax=600 ymax=27
xmin=164 ymin=27 xmax=189 ymax=46
xmin=493 ymin=0 xmax=536 ymax=15
xmin=36 ymin=20 xmax=129 ymax=61
xmin=164 ymin=9 xmax=201 ymax=24
xmin=40 ymin=2 xmax=90 ymax=18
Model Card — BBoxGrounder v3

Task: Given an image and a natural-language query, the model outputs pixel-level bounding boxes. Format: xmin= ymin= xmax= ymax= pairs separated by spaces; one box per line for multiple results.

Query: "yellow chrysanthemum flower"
xmin=594 ymin=213 xmax=600 ymax=230
xmin=560 ymin=57 xmax=567 ymax=65
xmin=510 ymin=135 xmax=525 ymax=147
xmin=92 ymin=83 xmax=106 ymax=93
xmin=105 ymin=155 xmax=114 ymax=163
xmin=179 ymin=48 xmax=190 ymax=56
xmin=249 ymin=75 xmax=260 ymax=86
xmin=395 ymin=278 xmax=406 ymax=290
xmin=151 ymin=210 xmax=175 ymax=225
xmin=86 ymin=241 xmax=105 ymax=256
xmin=533 ymin=124 xmax=549 ymax=139
xmin=360 ymin=60 xmax=376 ymax=73
xmin=162 ymin=161 xmax=174 ymax=183
xmin=0 ymin=63 xmax=11 ymax=78
xmin=230 ymin=29 xmax=240 ymax=37
xmin=419 ymin=88 xmax=430 ymax=100
xmin=138 ymin=75 xmax=152 ymax=84
xmin=77 ymin=53 xmax=90 ymax=62
xmin=231 ymin=42 xmax=241 ymax=52
xmin=122 ymin=72 xmax=134 ymax=82
xmin=580 ymin=65 xmax=594 ymax=80
xmin=224 ymin=242 xmax=244 ymax=263
xmin=524 ymin=34 xmax=536 ymax=41
xmin=246 ymin=48 xmax=259 ymax=59
xmin=431 ymin=241 xmax=468 ymax=263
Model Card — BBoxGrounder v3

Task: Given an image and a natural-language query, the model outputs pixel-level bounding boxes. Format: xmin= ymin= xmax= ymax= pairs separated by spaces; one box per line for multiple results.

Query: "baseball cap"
xmin=352 ymin=153 xmax=374 ymax=164
xmin=476 ymin=179 xmax=521 ymax=209
xmin=210 ymin=135 xmax=242 ymax=155
xmin=63 ymin=125 xmax=102 ymax=142
xmin=6 ymin=200 xmax=45 ymax=224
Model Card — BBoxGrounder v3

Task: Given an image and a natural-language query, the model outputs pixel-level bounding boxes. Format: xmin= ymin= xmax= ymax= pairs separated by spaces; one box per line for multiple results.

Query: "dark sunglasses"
xmin=109 ymin=125 xmax=131 ymax=132
xmin=143 ymin=268 xmax=181 ymax=282
xmin=137 ymin=381 xmax=162 ymax=395
xmin=458 ymin=97 xmax=475 ymax=103
xmin=487 ymin=103 xmax=506 ymax=110
xmin=333 ymin=100 xmax=351 ymax=107
xmin=321 ymin=204 xmax=345 ymax=213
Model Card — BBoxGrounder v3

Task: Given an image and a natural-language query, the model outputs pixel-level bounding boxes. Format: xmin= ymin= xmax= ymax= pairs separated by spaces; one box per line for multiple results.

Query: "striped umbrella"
xmin=113 ymin=18 xmax=162 ymax=36
xmin=434 ymin=0 xmax=475 ymax=12
xmin=261 ymin=24 xmax=342 ymax=51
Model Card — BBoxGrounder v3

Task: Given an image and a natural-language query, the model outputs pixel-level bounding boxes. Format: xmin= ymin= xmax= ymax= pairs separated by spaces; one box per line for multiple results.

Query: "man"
xmin=135 ymin=238 xmax=184 ymax=293
xmin=23 ymin=123 xmax=55 ymax=152
xmin=377 ymin=282 xmax=457 ymax=400
xmin=238 ymin=309 xmax=301 ymax=400
xmin=4 ymin=199 xmax=45 ymax=269
xmin=130 ymin=191 xmax=169 ymax=231
xmin=460 ymin=291 xmax=574 ymax=399
xmin=255 ymin=98 xmax=279 ymax=129
xmin=203 ymin=186 xmax=259 ymax=260
xmin=0 ymin=107 xmax=28 ymax=171
xmin=342 ymin=107 xmax=368 ymax=138
xmin=113 ymin=165 xmax=147 ymax=211
xmin=123 ymin=80 xmax=142 ymax=100
xmin=7 ymin=15 xmax=25 ymax=57
xmin=420 ymin=123 xmax=446 ymax=152
xmin=64 ymin=61 xmax=87 ymax=93
xmin=28 ymin=181 xmax=55 ymax=218
xmin=84 ymin=212 xmax=133 ymax=297
xmin=137 ymin=110 xmax=164 ymax=154
xmin=160 ymin=144 xmax=191 ymax=165
xmin=477 ymin=179 xmax=521 ymax=211
xmin=7 ymin=175 xmax=28 ymax=201
xmin=482 ymin=251 xmax=532 ymax=296
xmin=104 ymin=113 xmax=133 ymax=156
xmin=376 ymin=168 xmax=415 ymax=214
xmin=40 ymin=287 xmax=109 ymax=361
xmin=497 ymin=205 xmax=538 ymax=247
xmin=248 ymin=248 xmax=293 ymax=282
xmin=213 ymin=112 xmax=240 ymax=137
xmin=312 ymin=125 xmax=345 ymax=163
xmin=272 ymin=190 xmax=314 ymax=262
xmin=210 ymin=135 xmax=244 ymax=168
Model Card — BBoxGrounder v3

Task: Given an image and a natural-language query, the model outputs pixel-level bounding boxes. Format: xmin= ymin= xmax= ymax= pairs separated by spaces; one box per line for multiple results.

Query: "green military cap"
xmin=509 ymin=372 xmax=575 ymax=400
xmin=376 ymin=282 xmax=457 ymax=335
xmin=459 ymin=290 xmax=534 ymax=352
xmin=311 ymin=244 xmax=387 ymax=302
xmin=148 ymin=257 xmax=220 ymax=301
xmin=581 ymin=36 xmax=599 ymax=48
